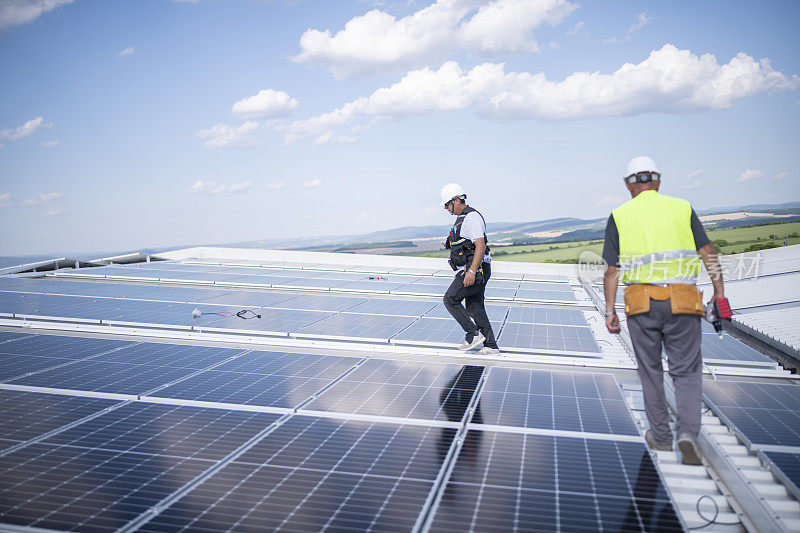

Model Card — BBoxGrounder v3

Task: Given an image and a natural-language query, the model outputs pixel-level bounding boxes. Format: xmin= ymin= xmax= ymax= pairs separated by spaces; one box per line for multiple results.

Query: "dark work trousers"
xmin=443 ymin=263 xmax=498 ymax=349
xmin=627 ymin=299 xmax=702 ymax=445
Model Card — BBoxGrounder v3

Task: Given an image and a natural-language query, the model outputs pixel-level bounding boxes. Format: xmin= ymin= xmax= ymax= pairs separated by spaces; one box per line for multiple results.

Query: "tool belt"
xmin=623 ymin=283 xmax=705 ymax=317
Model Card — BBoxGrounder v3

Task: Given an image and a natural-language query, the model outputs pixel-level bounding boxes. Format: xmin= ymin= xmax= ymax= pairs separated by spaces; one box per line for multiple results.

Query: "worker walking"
xmin=440 ymin=184 xmax=500 ymax=356
xmin=602 ymin=156 xmax=730 ymax=465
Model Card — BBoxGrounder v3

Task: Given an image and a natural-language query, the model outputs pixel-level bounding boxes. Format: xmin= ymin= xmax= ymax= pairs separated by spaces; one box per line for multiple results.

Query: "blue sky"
xmin=1 ymin=0 xmax=799 ymax=256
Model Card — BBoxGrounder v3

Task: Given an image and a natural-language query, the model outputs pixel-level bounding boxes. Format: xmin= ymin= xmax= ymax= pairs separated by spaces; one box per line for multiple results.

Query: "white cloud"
xmin=680 ymin=180 xmax=704 ymax=190
xmin=0 ymin=116 xmax=52 ymax=142
xmin=231 ymin=89 xmax=299 ymax=119
xmin=626 ymin=11 xmax=650 ymax=38
xmin=773 ymin=172 xmax=790 ymax=180
xmin=0 ymin=193 xmax=10 ymax=207
xmin=567 ymin=20 xmax=585 ymax=35
xmin=42 ymin=140 xmax=60 ymax=147
xmin=302 ymin=179 xmax=323 ymax=188
xmin=267 ymin=182 xmax=285 ymax=190
xmin=595 ymin=195 xmax=627 ymax=207
xmin=44 ymin=208 xmax=65 ymax=216
xmin=0 ymin=0 xmax=73 ymax=30
xmin=313 ymin=131 xmax=358 ymax=145
xmin=738 ymin=169 xmax=764 ymax=182
xmin=685 ymin=169 xmax=703 ymax=180
xmin=117 ymin=47 xmax=135 ymax=58
xmin=279 ymin=45 xmax=800 ymax=143
xmin=195 ymin=121 xmax=260 ymax=148
xmin=187 ymin=180 xmax=252 ymax=194
xmin=294 ymin=0 xmax=577 ymax=78
xmin=21 ymin=192 xmax=61 ymax=206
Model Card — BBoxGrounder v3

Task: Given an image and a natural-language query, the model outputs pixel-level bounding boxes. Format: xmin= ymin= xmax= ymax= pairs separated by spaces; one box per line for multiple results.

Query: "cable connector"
xmin=192 ymin=308 xmax=201 ymax=319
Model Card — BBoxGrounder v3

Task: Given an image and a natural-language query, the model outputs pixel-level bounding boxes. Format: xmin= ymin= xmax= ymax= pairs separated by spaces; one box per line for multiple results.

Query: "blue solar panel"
xmin=304 ymin=362 xmax=483 ymax=421
xmin=429 ymin=433 xmax=681 ymax=532
xmin=763 ymin=450 xmax=800 ymax=501
xmin=703 ymin=381 xmax=800 ymax=449
xmin=0 ymin=390 xmax=119 ymax=451
xmin=515 ymin=288 xmax=577 ymax=302
xmin=213 ymin=350 xmax=358 ymax=378
xmin=506 ymin=306 xmax=588 ymax=326
xmin=0 ymin=333 xmax=131 ymax=358
xmin=194 ymin=307 xmax=334 ymax=335
xmin=700 ymin=333 xmax=775 ymax=366
xmin=498 ymin=323 xmax=600 ymax=353
xmin=424 ymin=303 xmax=509 ymax=321
xmin=347 ymin=298 xmax=437 ymax=317
xmin=391 ymin=317 xmax=503 ymax=347
xmin=138 ymin=416 xmax=450 ymax=532
xmin=475 ymin=368 xmax=638 ymax=435
xmin=292 ymin=312 xmax=417 ymax=342
xmin=91 ymin=342 xmax=246 ymax=369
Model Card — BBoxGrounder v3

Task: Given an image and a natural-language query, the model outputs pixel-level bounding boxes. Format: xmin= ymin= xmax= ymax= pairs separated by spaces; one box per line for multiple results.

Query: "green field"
xmin=400 ymin=220 xmax=800 ymax=263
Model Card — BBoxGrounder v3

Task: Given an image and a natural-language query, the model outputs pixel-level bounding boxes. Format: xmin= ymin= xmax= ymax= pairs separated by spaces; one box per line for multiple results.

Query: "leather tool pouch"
xmin=624 ymin=284 xmax=651 ymax=317
xmin=669 ymin=284 xmax=705 ymax=316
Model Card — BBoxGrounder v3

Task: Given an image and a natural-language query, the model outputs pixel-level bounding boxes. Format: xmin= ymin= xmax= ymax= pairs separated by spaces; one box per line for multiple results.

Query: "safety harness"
xmin=446 ymin=206 xmax=490 ymax=271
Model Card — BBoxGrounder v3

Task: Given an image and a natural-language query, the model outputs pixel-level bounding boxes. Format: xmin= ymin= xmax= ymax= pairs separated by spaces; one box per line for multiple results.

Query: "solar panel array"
xmin=0 ymin=331 xmax=683 ymax=532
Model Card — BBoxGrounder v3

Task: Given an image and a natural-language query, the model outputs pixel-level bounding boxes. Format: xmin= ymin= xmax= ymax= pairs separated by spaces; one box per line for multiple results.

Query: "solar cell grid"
xmin=195 ymin=307 xmax=333 ymax=335
xmin=0 ymin=333 xmax=131 ymax=358
xmin=213 ymin=350 xmax=358 ymax=378
xmin=0 ymin=390 xmax=119 ymax=451
xmin=269 ymin=293 xmax=367 ymax=312
xmin=700 ymin=334 xmax=775 ymax=365
xmin=91 ymin=343 xmax=245 ymax=369
xmin=292 ymin=312 xmax=417 ymax=342
xmin=9 ymin=359 xmax=201 ymax=395
xmin=0 ymin=354 xmax=74 ymax=382
xmin=138 ymin=417 xmax=449 ymax=532
xmin=476 ymin=368 xmax=637 ymax=435
xmin=391 ymin=317 xmax=503 ymax=347
xmin=305 ymin=362 xmax=483 ymax=421
xmin=763 ymin=451 xmax=800 ymax=501
xmin=515 ymin=288 xmax=577 ymax=302
xmin=498 ymin=322 xmax=600 ymax=353
xmin=430 ymin=432 xmax=681 ymax=532
xmin=704 ymin=381 xmax=800 ymax=448
xmin=0 ymin=442 xmax=210 ymax=532
xmin=42 ymin=403 xmax=282 ymax=461
xmin=424 ymin=302 xmax=509 ymax=321
xmin=346 ymin=298 xmax=437 ymax=317
xmin=506 ymin=306 xmax=588 ymax=326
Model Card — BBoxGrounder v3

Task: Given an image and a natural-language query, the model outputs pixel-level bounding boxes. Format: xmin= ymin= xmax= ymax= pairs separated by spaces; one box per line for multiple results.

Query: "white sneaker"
xmin=476 ymin=347 xmax=501 ymax=356
xmin=457 ymin=332 xmax=485 ymax=351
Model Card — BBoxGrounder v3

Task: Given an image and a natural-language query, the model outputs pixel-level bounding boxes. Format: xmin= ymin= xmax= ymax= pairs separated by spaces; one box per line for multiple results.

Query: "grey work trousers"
xmin=627 ymin=299 xmax=702 ymax=445
xmin=443 ymin=264 xmax=498 ymax=349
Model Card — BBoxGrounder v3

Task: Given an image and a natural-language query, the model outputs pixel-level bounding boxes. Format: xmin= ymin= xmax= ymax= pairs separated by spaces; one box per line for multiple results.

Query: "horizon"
xmin=2 ymin=0 xmax=799 ymax=256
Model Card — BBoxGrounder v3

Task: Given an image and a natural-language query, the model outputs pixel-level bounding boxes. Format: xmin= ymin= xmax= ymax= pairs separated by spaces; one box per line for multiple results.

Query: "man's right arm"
xmin=602 ymin=215 xmax=621 ymax=333
xmin=699 ymin=243 xmax=725 ymax=299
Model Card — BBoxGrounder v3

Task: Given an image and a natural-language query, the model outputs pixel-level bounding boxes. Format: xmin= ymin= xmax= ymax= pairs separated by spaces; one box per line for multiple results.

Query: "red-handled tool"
xmin=712 ymin=297 xmax=732 ymax=338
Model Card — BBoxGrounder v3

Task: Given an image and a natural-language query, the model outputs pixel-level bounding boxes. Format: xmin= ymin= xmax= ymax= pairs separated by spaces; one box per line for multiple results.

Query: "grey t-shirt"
xmin=602 ymin=208 xmax=710 ymax=267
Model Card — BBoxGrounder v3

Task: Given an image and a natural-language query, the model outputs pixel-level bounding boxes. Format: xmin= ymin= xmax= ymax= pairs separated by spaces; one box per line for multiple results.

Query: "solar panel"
xmin=43 ymin=402 xmax=282 ymax=461
xmin=303 ymin=361 xmax=483 ymax=421
xmin=0 ymin=333 xmax=131 ymax=358
xmin=346 ymin=298 xmax=437 ymax=317
xmin=703 ymin=381 xmax=800 ymax=448
xmin=0 ymin=390 xmax=119 ymax=451
xmin=506 ymin=306 xmax=588 ymax=326
xmin=149 ymin=352 xmax=358 ymax=408
xmin=762 ymin=450 xmax=800 ymax=501
xmin=484 ymin=287 xmax=519 ymax=299
xmin=519 ymin=281 xmax=575 ymax=292
xmin=515 ymin=288 xmax=577 ymax=302
xmin=0 ymin=331 xmax=30 ymax=343
xmin=498 ymin=323 xmax=601 ymax=354
xmin=91 ymin=342 xmax=246 ymax=369
xmin=700 ymin=334 xmax=776 ymax=366
xmin=475 ymin=368 xmax=638 ymax=435
xmin=138 ymin=416 xmax=450 ymax=532
xmin=522 ymin=273 xmax=569 ymax=282
xmin=391 ymin=283 xmax=452 ymax=296
xmin=391 ymin=317 xmax=503 ymax=348
xmin=292 ymin=312 xmax=418 ymax=342
xmin=428 ymin=432 xmax=681 ymax=532
xmin=194 ymin=307 xmax=334 ymax=335
xmin=335 ymin=280 xmax=411 ymax=293
xmin=0 ymin=354 xmax=76 ymax=382
xmin=270 ymin=293 xmax=368 ymax=312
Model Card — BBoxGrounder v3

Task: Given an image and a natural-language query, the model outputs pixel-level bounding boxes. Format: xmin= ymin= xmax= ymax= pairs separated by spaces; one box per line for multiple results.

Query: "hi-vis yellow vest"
xmin=612 ymin=190 xmax=701 ymax=285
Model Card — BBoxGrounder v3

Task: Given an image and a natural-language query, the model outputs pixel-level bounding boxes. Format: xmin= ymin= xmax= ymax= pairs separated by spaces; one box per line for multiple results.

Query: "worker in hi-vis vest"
xmin=602 ymin=156 xmax=732 ymax=465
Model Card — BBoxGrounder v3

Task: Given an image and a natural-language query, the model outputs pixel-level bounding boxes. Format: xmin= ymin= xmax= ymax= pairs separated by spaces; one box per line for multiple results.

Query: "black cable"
xmin=688 ymin=494 xmax=742 ymax=529
xmin=236 ymin=309 xmax=261 ymax=319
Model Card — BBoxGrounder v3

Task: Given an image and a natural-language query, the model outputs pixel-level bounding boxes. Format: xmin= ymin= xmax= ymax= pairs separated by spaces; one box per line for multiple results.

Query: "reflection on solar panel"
xmin=0 ymin=333 xmax=131 ymax=358
xmin=506 ymin=306 xmax=588 ymax=326
xmin=424 ymin=302 xmax=509 ymax=322
xmin=0 ymin=390 xmax=119 ymax=451
xmin=292 ymin=312 xmax=417 ymax=342
xmin=195 ymin=307 xmax=333 ymax=335
xmin=139 ymin=416 xmax=449 ymax=532
xmin=429 ymin=432 xmax=681 ymax=531
xmin=498 ymin=322 xmax=600 ymax=353
xmin=763 ymin=450 xmax=800 ymax=501
xmin=515 ymin=288 xmax=577 ymax=302
xmin=700 ymin=333 xmax=776 ymax=366
xmin=347 ymin=298 xmax=437 ymax=317
xmin=272 ymin=293 xmax=368 ymax=312
xmin=704 ymin=381 xmax=800 ymax=448
xmin=149 ymin=351 xmax=359 ymax=408
xmin=391 ymin=317 xmax=503 ymax=347
xmin=304 ymin=361 xmax=483 ymax=421
xmin=476 ymin=368 xmax=638 ymax=435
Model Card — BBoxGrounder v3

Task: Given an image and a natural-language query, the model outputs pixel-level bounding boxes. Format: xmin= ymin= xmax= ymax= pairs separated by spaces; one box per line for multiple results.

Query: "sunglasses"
xmin=624 ymin=171 xmax=661 ymax=184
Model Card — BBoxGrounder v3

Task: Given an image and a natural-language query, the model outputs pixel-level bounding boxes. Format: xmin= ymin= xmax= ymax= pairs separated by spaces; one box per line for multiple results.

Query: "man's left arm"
xmin=463 ymin=238 xmax=485 ymax=287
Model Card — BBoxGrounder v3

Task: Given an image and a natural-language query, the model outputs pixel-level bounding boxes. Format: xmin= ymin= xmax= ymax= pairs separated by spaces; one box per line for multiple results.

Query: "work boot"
xmin=677 ymin=433 xmax=702 ymax=465
xmin=458 ymin=331 xmax=485 ymax=351
xmin=476 ymin=347 xmax=501 ymax=356
xmin=644 ymin=430 xmax=673 ymax=451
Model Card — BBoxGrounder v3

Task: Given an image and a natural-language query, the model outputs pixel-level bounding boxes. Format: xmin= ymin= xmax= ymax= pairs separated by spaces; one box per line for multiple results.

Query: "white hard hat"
xmin=624 ymin=156 xmax=661 ymax=183
xmin=440 ymin=183 xmax=466 ymax=205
